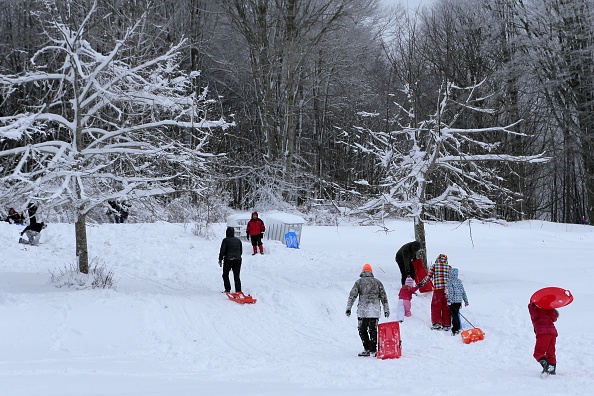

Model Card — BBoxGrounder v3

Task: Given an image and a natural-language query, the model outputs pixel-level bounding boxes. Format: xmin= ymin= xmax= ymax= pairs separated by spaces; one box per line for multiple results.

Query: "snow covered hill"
xmin=1 ymin=219 xmax=593 ymax=395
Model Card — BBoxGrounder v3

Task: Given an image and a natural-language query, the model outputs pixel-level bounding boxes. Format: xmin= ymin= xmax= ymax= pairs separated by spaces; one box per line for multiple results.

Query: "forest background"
xmin=1 ymin=0 xmax=592 ymax=238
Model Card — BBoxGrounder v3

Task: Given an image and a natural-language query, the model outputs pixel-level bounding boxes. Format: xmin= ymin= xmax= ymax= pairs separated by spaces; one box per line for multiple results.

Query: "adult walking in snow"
xmin=419 ymin=253 xmax=452 ymax=331
xmin=395 ymin=241 xmax=422 ymax=286
xmin=346 ymin=263 xmax=390 ymax=357
xmin=218 ymin=226 xmax=243 ymax=293
xmin=246 ymin=211 xmax=265 ymax=255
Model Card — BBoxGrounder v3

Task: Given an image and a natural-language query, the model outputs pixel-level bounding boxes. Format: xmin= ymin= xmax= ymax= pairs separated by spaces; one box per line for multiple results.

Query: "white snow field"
xmin=0 ymin=219 xmax=593 ymax=396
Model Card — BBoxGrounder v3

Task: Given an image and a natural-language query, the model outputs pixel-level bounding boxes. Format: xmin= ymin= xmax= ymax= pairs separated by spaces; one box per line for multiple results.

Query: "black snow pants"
xmin=358 ymin=317 xmax=379 ymax=353
xmin=222 ymin=258 xmax=242 ymax=293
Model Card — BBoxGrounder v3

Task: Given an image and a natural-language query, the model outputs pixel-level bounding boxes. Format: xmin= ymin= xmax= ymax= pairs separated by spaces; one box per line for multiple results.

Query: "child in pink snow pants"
xmin=396 ymin=276 xmax=419 ymax=322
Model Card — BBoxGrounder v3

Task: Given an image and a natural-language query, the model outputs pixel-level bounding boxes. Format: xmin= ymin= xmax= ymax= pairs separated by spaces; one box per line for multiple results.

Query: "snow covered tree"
xmin=342 ymin=80 xmax=547 ymax=265
xmin=0 ymin=2 xmax=231 ymax=273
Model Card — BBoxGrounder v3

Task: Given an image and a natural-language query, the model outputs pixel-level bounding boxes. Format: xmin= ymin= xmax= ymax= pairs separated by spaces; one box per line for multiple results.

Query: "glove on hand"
xmin=218 ymin=260 xmax=222 ymax=267
xmin=246 ymin=233 xmax=249 ymax=241
xmin=465 ymin=302 xmax=469 ymax=307
xmin=345 ymin=309 xmax=351 ymax=317
xmin=384 ymin=311 xmax=390 ymax=318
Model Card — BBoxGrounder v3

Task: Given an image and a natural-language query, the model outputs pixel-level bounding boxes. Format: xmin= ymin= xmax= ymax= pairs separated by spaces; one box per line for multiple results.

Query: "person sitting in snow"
xmin=346 ymin=263 xmax=390 ymax=357
xmin=5 ymin=207 xmax=25 ymax=224
xmin=395 ymin=241 xmax=422 ymax=286
xmin=396 ymin=276 xmax=419 ymax=322
xmin=218 ymin=226 xmax=243 ymax=293
xmin=445 ymin=268 xmax=469 ymax=335
xmin=245 ymin=211 xmax=265 ymax=255
xmin=418 ymin=253 xmax=452 ymax=331
xmin=19 ymin=204 xmax=46 ymax=246
xmin=528 ymin=302 xmax=559 ymax=375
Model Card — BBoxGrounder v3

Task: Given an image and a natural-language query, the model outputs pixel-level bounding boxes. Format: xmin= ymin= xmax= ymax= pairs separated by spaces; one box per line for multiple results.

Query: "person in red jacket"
xmin=528 ymin=302 xmax=559 ymax=375
xmin=246 ymin=211 xmax=265 ymax=255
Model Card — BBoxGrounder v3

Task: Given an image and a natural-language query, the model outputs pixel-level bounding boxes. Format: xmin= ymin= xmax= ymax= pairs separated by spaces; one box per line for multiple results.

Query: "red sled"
xmin=412 ymin=258 xmax=434 ymax=293
xmin=226 ymin=292 xmax=257 ymax=304
xmin=530 ymin=287 xmax=573 ymax=309
xmin=377 ymin=321 xmax=402 ymax=359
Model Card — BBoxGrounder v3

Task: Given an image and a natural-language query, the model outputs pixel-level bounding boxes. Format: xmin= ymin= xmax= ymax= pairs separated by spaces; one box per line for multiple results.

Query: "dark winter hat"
xmin=411 ymin=241 xmax=421 ymax=251
xmin=252 ymin=211 xmax=258 ymax=218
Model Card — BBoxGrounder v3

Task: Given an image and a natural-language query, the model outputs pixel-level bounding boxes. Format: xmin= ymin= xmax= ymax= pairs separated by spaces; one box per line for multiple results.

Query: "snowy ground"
xmin=0 ymin=219 xmax=592 ymax=395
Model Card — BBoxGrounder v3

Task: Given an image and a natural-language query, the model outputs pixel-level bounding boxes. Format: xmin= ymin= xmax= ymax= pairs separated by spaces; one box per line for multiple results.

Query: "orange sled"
xmin=226 ymin=292 xmax=257 ymax=304
xmin=461 ymin=328 xmax=485 ymax=344
xmin=459 ymin=312 xmax=485 ymax=344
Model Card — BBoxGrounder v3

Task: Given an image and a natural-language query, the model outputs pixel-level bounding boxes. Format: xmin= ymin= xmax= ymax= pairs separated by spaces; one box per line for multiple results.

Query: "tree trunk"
xmin=75 ymin=213 xmax=89 ymax=274
xmin=414 ymin=215 xmax=428 ymax=270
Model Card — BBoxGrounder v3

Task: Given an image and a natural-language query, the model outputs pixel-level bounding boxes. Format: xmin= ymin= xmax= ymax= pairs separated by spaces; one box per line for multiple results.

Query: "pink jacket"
xmin=398 ymin=285 xmax=419 ymax=301
xmin=528 ymin=303 xmax=558 ymax=336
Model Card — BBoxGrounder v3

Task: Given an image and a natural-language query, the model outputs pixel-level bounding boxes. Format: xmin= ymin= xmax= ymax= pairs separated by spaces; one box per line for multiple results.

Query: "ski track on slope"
xmin=0 ymin=221 xmax=593 ymax=395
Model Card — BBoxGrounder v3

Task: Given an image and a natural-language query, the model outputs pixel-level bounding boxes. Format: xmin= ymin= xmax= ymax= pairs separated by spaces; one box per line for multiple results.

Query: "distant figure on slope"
xmin=346 ymin=263 xmax=390 ymax=357
xmin=19 ymin=204 xmax=46 ymax=246
xmin=246 ymin=211 xmax=265 ymax=255
xmin=218 ymin=226 xmax=243 ymax=293
xmin=528 ymin=302 xmax=559 ymax=375
xmin=396 ymin=276 xmax=419 ymax=322
xmin=419 ymin=253 xmax=451 ymax=331
xmin=445 ymin=268 xmax=469 ymax=335
xmin=5 ymin=207 xmax=25 ymax=224
xmin=395 ymin=241 xmax=422 ymax=286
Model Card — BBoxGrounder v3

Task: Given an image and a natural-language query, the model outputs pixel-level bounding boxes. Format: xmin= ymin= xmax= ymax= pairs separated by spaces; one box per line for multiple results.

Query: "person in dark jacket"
xmin=346 ymin=263 xmax=390 ymax=357
xmin=529 ymin=302 xmax=559 ymax=375
xmin=5 ymin=208 xmax=25 ymax=224
xmin=395 ymin=241 xmax=422 ymax=285
xmin=219 ymin=226 xmax=243 ymax=293
xmin=246 ymin=211 xmax=266 ymax=255
xmin=19 ymin=204 xmax=46 ymax=246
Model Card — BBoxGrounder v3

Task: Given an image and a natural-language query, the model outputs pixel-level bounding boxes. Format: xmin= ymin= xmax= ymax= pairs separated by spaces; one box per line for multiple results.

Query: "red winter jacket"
xmin=528 ymin=303 xmax=558 ymax=336
xmin=398 ymin=285 xmax=419 ymax=301
xmin=246 ymin=218 xmax=265 ymax=236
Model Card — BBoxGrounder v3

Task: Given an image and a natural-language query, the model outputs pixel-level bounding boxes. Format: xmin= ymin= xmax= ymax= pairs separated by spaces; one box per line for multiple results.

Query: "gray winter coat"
xmin=445 ymin=268 xmax=468 ymax=305
xmin=346 ymin=271 xmax=390 ymax=318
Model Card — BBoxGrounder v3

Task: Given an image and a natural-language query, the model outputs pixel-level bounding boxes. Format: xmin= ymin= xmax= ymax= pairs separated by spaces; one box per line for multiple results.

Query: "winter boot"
xmin=358 ymin=350 xmax=371 ymax=357
xmin=252 ymin=246 xmax=258 ymax=256
xmin=442 ymin=326 xmax=451 ymax=332
xmin=259 ymin=245 xmax=264 ymax=255
xmin=431 ymin=323 xmax=442 ymax=330
xmin=539 ymin=358 xmax=549 ymax=373
xmin=547 ymin=364 xmax=556 ymax=375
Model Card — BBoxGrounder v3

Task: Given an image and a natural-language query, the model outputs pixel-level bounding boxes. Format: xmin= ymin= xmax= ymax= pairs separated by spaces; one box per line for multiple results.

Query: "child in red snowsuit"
xmin=528 ymin=302 xmax=559 ymax=375
xmin=245 ymin=211 xmax=266 ymax=255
